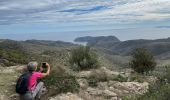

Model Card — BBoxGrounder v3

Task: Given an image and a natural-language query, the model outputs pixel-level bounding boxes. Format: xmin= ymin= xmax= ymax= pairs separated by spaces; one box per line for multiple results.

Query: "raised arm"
xmin=41 ymin=63 xmax=50 ymax=78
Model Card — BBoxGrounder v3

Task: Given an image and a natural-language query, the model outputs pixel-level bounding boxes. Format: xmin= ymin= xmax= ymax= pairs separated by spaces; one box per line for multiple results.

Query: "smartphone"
xmin=42 ymin=62 xmax=46 ymax=68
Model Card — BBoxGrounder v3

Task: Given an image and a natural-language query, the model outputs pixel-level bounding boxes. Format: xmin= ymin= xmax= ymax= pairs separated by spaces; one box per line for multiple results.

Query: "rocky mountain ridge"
xmin=75 ymin=36 xmax=170 ymax=57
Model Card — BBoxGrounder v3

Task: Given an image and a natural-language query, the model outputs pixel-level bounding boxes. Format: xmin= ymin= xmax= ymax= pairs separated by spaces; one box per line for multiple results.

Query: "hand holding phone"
xmin=42 ymin=62 xmax=47 ymax=68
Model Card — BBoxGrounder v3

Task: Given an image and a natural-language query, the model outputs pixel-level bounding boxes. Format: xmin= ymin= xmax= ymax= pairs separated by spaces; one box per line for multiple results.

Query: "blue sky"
xmin=0 ymin=0 xmax=170 ymax=41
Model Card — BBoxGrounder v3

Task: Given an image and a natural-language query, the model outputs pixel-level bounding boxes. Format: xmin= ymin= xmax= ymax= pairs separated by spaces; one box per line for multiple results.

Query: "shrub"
xmin=114 ymin=74 xmax=128 ymax=82
xmin=130 ymin=74 xmax=144 ymax=83
xmin=41 ymin=65 xmax=80 ymax=94
xmin=129 ymin=48 xmax=156 ymax=74
xmin=136 ymin=84 xmax=170 ymax=100
xmin=0 ymin=49 xmax=28 ymax=66
xmin=69 ymin=46 xmax=100 ymax=71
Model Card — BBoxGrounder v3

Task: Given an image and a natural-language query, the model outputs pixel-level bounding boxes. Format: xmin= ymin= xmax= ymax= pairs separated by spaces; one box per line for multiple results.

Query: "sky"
xmin=0 ymin=0 xmax=170 ymax=42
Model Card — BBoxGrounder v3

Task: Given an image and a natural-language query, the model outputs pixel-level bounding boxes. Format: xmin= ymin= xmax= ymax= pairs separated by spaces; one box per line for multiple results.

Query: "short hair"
xmin=27 ymin=61 xmax=38 ymax=72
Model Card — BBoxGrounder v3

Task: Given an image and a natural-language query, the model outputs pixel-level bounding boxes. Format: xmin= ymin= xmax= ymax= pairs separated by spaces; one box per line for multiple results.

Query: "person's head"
xmin=27 ymin=61 xmax=38 ymax=72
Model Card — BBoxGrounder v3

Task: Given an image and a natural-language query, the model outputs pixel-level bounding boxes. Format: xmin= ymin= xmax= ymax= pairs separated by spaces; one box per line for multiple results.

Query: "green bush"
xmin=130 ymin=73 xmax=145 ymax=83
xmin=129 ymin=48 xmax=156 ymax=74
xmin=69 ymin=46 xmax=100 ymax=71
xmin=41 ymin=65 xmax=80 ymax=94
xmin=136 ymin=84 xmax=170 ymax=100
xmin=114 ymin=74 xmax=128 ymax=82
xmin=0 ymin=49 xmax=28 ymax=66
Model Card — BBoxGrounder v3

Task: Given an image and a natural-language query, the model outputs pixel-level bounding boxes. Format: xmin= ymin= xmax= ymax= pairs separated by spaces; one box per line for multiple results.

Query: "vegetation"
xmin=1 ymin=38 xmax=170 ymax=100
xmin=130 ymin=73 xmax=145 ymax=83
xmin=0 ymin=49 xmax=28 ymax=66
xmin=41 ymin=65 xmax=80 ymax=94
xmin=138 ymin=66 xmax=170 ymax=100
xmin=69 ymin=46 xmax=100 ymax=71
xmin=114 ymin=74 xmax=128 ymax=82
xmin=124 ymin=66 xmax=170 ymax=100
xmin=130 ymin=48 xmax=156 ymax=74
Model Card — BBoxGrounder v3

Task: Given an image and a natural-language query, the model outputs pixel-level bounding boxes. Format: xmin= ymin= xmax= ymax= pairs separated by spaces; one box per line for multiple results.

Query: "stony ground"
xmin=0 ymin=66 xmax=151 ymax=100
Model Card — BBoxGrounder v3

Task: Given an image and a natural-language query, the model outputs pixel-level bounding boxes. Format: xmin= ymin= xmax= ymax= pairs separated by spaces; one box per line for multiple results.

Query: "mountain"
xmin=75 ymin=36 xmax=120 ymax=48
xmin=75 ymin=36 xmax=170 ymax=57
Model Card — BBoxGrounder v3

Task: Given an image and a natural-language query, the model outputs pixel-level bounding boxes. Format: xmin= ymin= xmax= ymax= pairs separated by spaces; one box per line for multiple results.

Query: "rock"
xmin=76 ymin=67 xmax=121 ymax=79
xmin=0 ymin=65 xmax=26 ymax=74
xmin=113 ymin=82 xmax=149 ymax=95
xmin=111 ymin=97 xmax=119 ymax=100
xmin=0 ymin=67 xmax=15 ymax=73
xmin=108 ymin=81 xmax=119 ymax=86
xmin=109 ymin=88 xmax=125 ymax=96
xmin=103 ymin=90 xmax=117 ymax=97
xmin=49 ymin=93 xmax=83 ymax=100
xmin=10 ymin=94 xmax=20 ymax=100
xmin=101 ymin=67 xmax=119 ymax=75
xmin=0 ymin=93 xmax=10 ymax=100
xmin=76 ymin=71 xmax=92 ymax=78
xmin=77 ymin=79 xmax=88 ymax=89
xmin=97 ymin=82 xmax=108 ymax=90
xmin=86 ymin=87 xmax=103 ymax=96
xmin=86 ymin=87 xmax=117 ymax=98
xmin=15 ymin=65 xmax=27 ymax=73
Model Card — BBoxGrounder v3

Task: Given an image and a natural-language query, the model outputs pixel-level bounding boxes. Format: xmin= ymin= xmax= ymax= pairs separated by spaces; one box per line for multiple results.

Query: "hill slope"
xmin=75 ymin=36 xmax=170 ymax=57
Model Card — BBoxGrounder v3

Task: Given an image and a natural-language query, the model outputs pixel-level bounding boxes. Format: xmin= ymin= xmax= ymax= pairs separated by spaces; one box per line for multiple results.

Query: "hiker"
xmin=16 ymin=62 xmax=50 ymax=100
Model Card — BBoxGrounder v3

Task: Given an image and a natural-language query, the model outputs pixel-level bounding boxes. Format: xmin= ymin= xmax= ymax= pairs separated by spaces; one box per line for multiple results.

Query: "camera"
xmin=42 ymin=62 xmax=47 ymax=68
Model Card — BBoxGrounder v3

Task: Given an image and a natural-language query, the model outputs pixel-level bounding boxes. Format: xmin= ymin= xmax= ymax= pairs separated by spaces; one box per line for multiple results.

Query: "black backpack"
xmin=16 ymin=72 xmax=32 ymax=95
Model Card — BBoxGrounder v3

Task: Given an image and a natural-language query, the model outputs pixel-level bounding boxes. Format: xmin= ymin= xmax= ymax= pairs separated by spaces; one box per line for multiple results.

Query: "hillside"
xmin=0 ymin=39 xmax=127 ymax=69
xmin=0 ymin=39 xmax=76 ymax=67
xmin=0 ymin=38 xmax=170 ymax=100
xmin=75 ymin=36 xmax=170 ymax=57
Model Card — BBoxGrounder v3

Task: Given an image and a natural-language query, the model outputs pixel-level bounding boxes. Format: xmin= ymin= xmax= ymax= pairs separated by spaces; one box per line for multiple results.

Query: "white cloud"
xmin=0 ymin=0 xmax=170 ymax=25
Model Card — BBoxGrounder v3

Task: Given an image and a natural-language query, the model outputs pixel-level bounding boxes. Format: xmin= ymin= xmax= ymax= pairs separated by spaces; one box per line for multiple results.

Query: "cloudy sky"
xmin=0 ymin=0 xmax=170 ymax=41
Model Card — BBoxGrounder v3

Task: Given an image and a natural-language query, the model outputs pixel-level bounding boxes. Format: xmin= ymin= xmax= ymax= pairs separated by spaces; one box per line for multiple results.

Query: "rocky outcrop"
xmin=0 ymin=66 xmax=149 ymax=100
xmin=49 ymin=93 xmax=83 ymax=100
xmin=112 ymin=81 xmax=149 ymax=95
xmin=84 ymin=81 xmax=148 ymax=99
xmin=75 ymin=67 xmax=149 ymax=99
xmin=76 ymin=67 xmax=122 ymax=79
xmin=0 ymin=65 xmax=26 ymax=74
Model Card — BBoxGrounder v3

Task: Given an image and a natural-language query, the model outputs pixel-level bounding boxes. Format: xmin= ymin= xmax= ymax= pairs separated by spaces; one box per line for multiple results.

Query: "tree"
xmin=130 ymin=48 xmax=156 ymax=74
xmin=69 ymin=46 xmax=99 ymax=71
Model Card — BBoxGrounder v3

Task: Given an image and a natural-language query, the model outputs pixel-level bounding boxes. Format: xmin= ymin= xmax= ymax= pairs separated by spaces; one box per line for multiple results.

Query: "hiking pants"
xmin=20 ymin=82 xmax=44 ymax=100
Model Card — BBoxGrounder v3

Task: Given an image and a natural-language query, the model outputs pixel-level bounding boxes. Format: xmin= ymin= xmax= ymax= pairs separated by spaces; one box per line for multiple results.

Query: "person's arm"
xmin=39 ymin=66 xmax=44 ymax=72
xmin=41 ymin=63 xmax=50 ymax=78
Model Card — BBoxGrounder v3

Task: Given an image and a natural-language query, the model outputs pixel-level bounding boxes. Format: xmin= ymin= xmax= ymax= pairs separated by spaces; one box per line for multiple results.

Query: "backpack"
xmin=16 ymin=72 xmax=32 ymax=95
